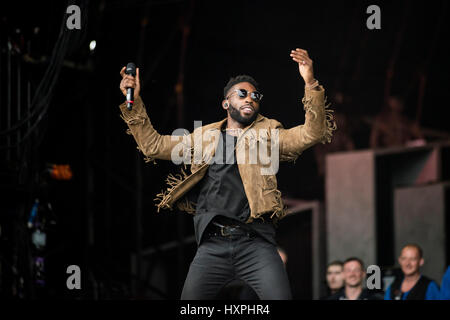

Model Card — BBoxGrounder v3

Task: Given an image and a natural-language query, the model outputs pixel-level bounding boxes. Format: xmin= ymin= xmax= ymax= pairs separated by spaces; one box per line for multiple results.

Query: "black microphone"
xmin=125 ymin=62 xmax=136 ymax=111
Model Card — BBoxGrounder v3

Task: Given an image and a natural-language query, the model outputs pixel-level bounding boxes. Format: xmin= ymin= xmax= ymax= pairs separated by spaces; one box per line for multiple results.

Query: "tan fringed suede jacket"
xmin=119 ymin=86 xmax=336 ymax=223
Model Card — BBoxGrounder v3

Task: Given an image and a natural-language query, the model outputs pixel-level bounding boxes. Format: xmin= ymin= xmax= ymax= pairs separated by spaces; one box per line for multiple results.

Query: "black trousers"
xmin=180 ymin=231 xmax=292 ymax=300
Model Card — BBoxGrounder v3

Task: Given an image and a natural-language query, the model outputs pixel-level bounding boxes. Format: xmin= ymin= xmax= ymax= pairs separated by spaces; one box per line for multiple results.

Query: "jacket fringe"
xmin=302 ymin=96 xmax=337 ymax=145
xmin=154 ymin=166 xmax=189 ymax=212
xmin=302 ymin=96 xmax=316 ymax=119
xmin=176 ymin=197 xmax=197 ymax=215
xmin=321 ymin=97 xmax=337 ymax=144
xmin=120 ymin=114 xmax=146 ymax=126
xmin=280 ymin=152 xmax=299 ymax=163
xmin=269 ymin=190 xmax=287 ymax=222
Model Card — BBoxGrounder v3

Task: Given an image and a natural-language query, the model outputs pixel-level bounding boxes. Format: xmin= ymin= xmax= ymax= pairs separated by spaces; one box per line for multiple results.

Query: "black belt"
xmin=205 ymin=220 xmax=256 ymax=238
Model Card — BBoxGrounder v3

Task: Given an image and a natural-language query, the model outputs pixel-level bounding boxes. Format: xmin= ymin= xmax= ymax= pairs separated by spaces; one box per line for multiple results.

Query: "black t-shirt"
xmin=194 ymin=130 xmax=276 ymax=245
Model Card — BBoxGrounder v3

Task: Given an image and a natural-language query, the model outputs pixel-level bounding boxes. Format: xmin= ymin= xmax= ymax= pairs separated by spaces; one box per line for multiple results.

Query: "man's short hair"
xmin=401 ymin=243 xmax=423 ymax=259
xmin=223 ymin=75 xmax=260 ymax=98
xmin=343 ymin=257 xmax=365 ymax=270
xmin=327 ymin=260 xmax=344 ymax=269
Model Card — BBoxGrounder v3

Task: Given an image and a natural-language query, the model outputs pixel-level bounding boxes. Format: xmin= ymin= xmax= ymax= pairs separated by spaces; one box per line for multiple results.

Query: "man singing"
xmin=118 ymin=48 xmax=336 ymax=299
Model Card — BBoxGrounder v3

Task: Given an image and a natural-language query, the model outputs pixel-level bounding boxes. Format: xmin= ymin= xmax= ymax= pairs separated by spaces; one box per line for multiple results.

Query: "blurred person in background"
xmin=370 ymin=94 xmax=425 ymax=149
xmin=320 ymin=260 xmax=344 ymax=299
xmin=384 ymin=244 xmax=440 ymax=300
xmin=327 ymin=257 xmax=382 ymax=300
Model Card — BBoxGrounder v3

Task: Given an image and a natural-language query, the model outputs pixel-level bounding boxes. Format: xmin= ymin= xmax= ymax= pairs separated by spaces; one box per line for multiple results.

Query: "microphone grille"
xmin=126 ymin=62 xmax=136 ymax=76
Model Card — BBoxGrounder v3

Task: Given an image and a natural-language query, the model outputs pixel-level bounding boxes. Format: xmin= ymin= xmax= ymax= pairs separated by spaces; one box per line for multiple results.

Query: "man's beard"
xmin=228 ymin=102 xmax=258 ymax=126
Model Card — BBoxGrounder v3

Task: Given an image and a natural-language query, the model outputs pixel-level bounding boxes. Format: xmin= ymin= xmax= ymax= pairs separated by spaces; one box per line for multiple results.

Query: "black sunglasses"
xmin=227 ymin=89 xmax=263 ymax=102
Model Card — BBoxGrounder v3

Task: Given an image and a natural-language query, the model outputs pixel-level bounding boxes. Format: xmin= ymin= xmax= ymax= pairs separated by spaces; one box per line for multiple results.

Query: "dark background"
xmin=1 ymin=0 xmax=449 ymax=299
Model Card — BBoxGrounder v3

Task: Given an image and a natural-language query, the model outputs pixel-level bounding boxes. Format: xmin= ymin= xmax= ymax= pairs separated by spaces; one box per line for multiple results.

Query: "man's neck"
xmin=345 ymin=286 xmax=363 ymax=300
xmin=224 ymin=116 xmax=250 ymax=136
xmin=404 ymin=272 xmax=421 ymax=283
xmin=226 ymin=115 xmax=246 ymax=130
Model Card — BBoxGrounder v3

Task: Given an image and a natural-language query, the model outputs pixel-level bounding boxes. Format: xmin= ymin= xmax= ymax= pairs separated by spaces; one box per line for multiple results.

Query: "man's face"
xmin=399 ymin=247 xmax=423 ymax=277
xmin=343 ymin=261 xmax=365 ymax=288
xmin=223 ymin=82 xmax=260 ymax=125
xmin=326 ymin=265 xmax=344 ymax=291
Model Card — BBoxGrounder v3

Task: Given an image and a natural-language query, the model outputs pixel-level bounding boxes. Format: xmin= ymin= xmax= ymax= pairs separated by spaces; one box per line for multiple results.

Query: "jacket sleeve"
xmin=274 ymin=86 xmax=336 ymax=162
xmin=119 ymin=96 xmax=189 ymax=162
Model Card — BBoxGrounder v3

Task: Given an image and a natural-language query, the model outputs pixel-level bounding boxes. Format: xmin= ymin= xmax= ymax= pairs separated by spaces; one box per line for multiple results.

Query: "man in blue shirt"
xmin=439 ymin=266 xmax=450 ymax=300
xmin=384 ymin=244 xmax=440 ymax=300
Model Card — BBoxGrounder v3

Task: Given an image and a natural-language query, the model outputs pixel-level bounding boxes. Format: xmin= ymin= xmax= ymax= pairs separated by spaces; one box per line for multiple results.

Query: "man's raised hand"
xmin=290 ymin=48 xmax=315 ymax=85
xmin=119 ymin=66 xmax=141 ymax=99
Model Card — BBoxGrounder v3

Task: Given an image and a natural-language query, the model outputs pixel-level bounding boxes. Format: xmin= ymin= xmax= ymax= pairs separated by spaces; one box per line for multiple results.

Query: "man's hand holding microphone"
xmin=119 ymin=63 xmax=140 ymax=110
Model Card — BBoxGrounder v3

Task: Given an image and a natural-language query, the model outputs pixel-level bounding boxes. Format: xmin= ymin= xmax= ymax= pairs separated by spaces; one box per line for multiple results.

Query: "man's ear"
xmin=419 ymin=258 xmax=424 ymax=267
xmin=222 ymin=100 xmax=229 ymax=110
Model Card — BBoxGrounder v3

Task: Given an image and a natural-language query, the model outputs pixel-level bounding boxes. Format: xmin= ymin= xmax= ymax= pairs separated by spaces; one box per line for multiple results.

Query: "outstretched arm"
xmin=118 ymin=66 xmax=188 ymax=162
xmin=277 ymin=49 xmax=336 ymax=162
